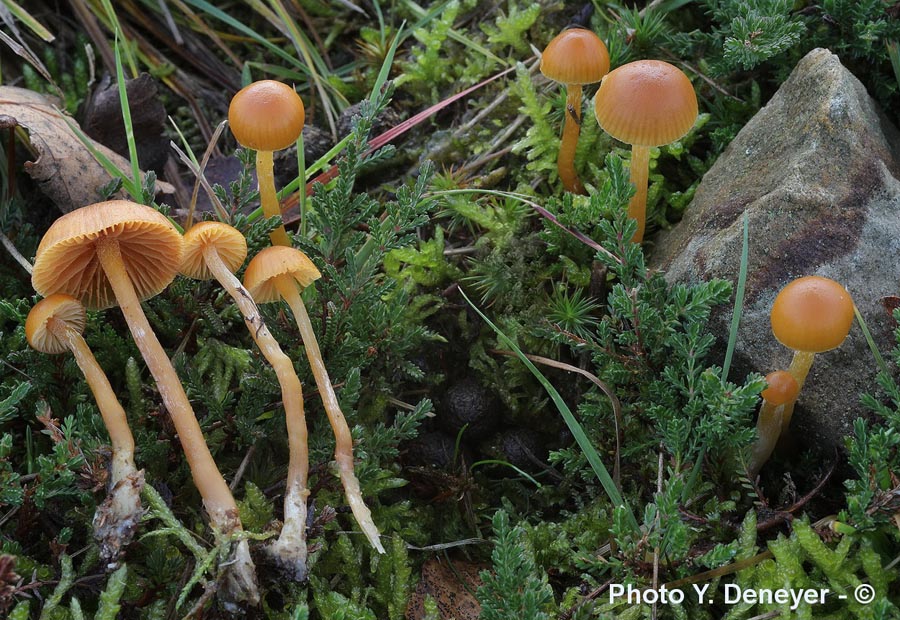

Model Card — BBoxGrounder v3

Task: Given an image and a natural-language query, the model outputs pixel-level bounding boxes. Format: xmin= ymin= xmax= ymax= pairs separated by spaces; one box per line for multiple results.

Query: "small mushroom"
xmin=747 ymin=370 xmax=799 ymax=476
xmin=243 ymin=245 xmax=385 ymax=554
xmin=770 ymin=275 xmax=855 ymax=409
xmin=540 ymin=27 xmax=610 ymax=195
xmin=31 ymin=200 xmax=259 ymax=605
xmin=594 ymin=60 xmax=697 ymax=242
xmin=26 ymin=293 xmax=144 ymax=569
xmin=228 ymin=80 xmax=305 ymax=247
xmin=180 ymin=221 xmax=310 ymax=580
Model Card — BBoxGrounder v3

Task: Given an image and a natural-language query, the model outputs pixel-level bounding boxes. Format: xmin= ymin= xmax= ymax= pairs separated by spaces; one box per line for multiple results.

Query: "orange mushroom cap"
xmin=243 ymin=246 xmax=321 ymax=304
xmin=180 ymin=221 xmax=248 ymax=280
xmin=32 ymin=201 xmax=184 ymax=310
xmin=594 ymin=59 xmax=698 ymax=147
xmin=761 ymin=370 xmax=800 ymax=406
xmin=26 ymin=294 xmax=86 ymax=354
xmin=228 ymin=80 xmax=306 ymax=152
xmin=770 ymin=276 xmax=854 ymax=353
xmin=540 ymin=28 xmax=610 ymax=85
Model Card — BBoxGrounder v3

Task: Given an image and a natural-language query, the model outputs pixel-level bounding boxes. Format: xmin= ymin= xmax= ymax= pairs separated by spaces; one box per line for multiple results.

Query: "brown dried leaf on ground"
xmin=406 ymin=556 xmax=485 ymax=620
xmin=0 ymin=86 xmax=172 ymax=212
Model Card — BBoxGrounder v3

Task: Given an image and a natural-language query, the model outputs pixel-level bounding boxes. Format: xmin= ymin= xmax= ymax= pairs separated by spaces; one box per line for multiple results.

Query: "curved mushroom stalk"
xmin=243 ymin=246 xmax=385 ymax=554
xmin=275 ymin=279 xmax=385 ymax=554
xmin=27 ymin=294 xmax=144 ymax=569
xmin=207 ymin=250 xmax=311 ymax=579
xmin=181 ymin=221 xmax=312 ymax=581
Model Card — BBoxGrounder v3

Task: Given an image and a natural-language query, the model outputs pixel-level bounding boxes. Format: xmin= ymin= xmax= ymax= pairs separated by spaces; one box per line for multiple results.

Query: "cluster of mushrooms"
xmin=541 ymin=26 xmax=698 ymax=242
xmin=748 ymin=275 xmax=855 ymax=475
xmin=539 ymin=30 xmax=856 ymax=476
xmin=25 ymin=80 xmax=383 ymax=605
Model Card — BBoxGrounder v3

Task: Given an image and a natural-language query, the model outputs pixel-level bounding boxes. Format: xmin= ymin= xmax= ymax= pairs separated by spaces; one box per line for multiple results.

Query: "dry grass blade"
xmin=1 ymin=0 xmax=54 ymax=42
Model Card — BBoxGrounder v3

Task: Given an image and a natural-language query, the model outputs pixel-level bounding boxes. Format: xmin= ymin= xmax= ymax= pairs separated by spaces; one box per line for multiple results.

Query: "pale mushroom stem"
xmin=51 ymin=319 xmax=138 ymax=483
xmin=49 ymin=317 xmax=143 ymax=566
xmin=256 ymin=150 xmax=292 ymax=247
xmin=201 ymin=246 xmax=310 ymax=580
xmin=95 ymin=237 xmax=259 ymax=602
xmin=558 ymin=86 xmax=585 ymax=195
xmin=748 ymin=401 xmax=785 ymax=477
xmin=782 ymin=350 xmax=815 ymax=432
xmin=273 ymin=277 xmax=386 ymax=554
xmin=787 ymin=351 xmax=816 ymax=391
xmin=628 ymin=144 xmax=651 ymax=243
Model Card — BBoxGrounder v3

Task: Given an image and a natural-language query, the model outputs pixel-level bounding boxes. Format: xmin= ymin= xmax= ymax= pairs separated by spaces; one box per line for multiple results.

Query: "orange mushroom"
xmin=594 ymin=60 xmax=697 ymax=242
xmin=31 ymin=200 xmax=259 ymax=604
xmin=769 ymin=275 xmax=854 ymax=444
xmin=244 ymin=246 xmax=385 ymax=554
xmin=26 ymin=293 xmax=144 ymax=568
xmin=540 ymin=27 xmax=610 ymax=195
xmin=770 ymin=276 xmax=855 ymax=393
xmin=748 ymin=370 xmax=800 ymax=476
xmin=181 ymin=221 xmax=311 ymax=580
xmin=229 ymin=80 xmax=305 ymax=247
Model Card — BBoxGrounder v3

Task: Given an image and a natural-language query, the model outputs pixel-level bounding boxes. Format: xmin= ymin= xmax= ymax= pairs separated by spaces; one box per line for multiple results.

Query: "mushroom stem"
xmin=49 ymin=318 xmax=137 ymax=484
xmin=95 ymin=237 xmax=259 ymax=602
xmin=256 ymin=150 xmax=291 ymax=247
xmin=787 ymin=350 xmax=816 ymax=391
xmin=748 ymin=401 xmax=785 ymax=477
xmin=273 ymin=277 xmax=385 ymax=554
xmin=558 ymin=86 xmax=585 ymax=195
xmin=627 ymin=144 xmax=651 ymax=243
xmin=201 ymin=245 xmax=310 ymax=579
xmin=47 ymin=316 xmax=144 ymax=567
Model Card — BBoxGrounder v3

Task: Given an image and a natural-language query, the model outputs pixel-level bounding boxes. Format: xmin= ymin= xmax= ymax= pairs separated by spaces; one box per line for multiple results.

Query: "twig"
xmin=0 ymin=230 xmax=32 ymax=273
xmin=229 ymin=442 xmax=256 ymax=491
xmin=756 ymin=456 xmax=837 ymax=532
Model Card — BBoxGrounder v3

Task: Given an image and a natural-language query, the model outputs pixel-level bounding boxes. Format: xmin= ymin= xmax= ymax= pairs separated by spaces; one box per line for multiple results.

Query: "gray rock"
xmin=650 ymin=48 xmax=900 ymax=456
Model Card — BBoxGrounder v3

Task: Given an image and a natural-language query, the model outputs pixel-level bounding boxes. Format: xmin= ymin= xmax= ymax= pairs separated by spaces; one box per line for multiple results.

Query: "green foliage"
xmin=510 ymin=62 xmax=559 ymax=183
xmin=237 ymin=481 xmax=275 ymax=532
xmin=481 ymin=0 xmax=541 ymax=54
xmin=729 ymin=520 xmax=899 ymax=619
xmin=397 ymin=0 xmax=464 ymax=99
xmin=477 ymin=510 xmax=555 ymax=620
xmin=95 ymin=565 xmax=129 ymax=620
xmin=847 ymin=307 xmax=900 ymax=531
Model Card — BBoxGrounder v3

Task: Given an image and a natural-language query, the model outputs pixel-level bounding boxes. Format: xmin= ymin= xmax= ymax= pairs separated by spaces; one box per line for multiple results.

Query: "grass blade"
xmin=460 ymin=288 xmax=639 ymax=533
xmin=721 ymin=211 xmax=749 ymax=383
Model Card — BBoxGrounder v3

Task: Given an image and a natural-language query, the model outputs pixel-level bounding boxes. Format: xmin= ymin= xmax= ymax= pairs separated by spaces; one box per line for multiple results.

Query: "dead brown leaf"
xmin=406 ymin=556 xmax=486 ymax=620
xmin=0 ymin=86 xmax=171 ymax=212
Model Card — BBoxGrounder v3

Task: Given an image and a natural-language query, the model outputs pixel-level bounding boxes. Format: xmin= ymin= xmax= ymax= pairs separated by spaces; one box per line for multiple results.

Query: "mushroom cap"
xmin=228 ymin=80 xmax=305 ymax=152
xmin=32 ymin=200 xmax=184 ymax=311
xmin=540 ymin=28 xmax=610 ymax=86
xmin=243 ymin=246 xmax=321 ymax=303
xmin=594 ymin=59 xmax=698 ymax=147
xmin=26 ymin=294 xmax=86 ymax=354
xmin=761 ymin=370 xmax=800 ymax=406
xmin=180 ymin=221 xmax=248 ymax=280
xmin=770 ymin=276 xmax=854 ymax=353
